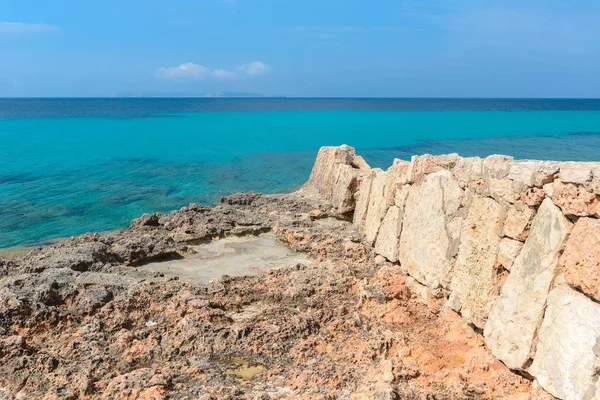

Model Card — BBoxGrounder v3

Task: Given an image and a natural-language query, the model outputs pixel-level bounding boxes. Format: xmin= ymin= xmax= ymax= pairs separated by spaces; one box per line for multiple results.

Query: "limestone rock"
xmin=529 ymin=286 xmax=600 ymax=400
xmin=398 ymin=170 xmax=463 ymax=290
xmin=549 ymin=180 xmax=598 ymax=216
xmin=330 ymin=164 xmax=363 ymax=215
xmin=561 ymin=217 xmax=600 ymax=301
xmin=353 ymin=171 xmax=375 ymax=230
xmin=452 ymin=156 xmax=483 ymax=188
xmin=483 ymin=155 xmax=514 ymax=180
xmin=484 ymin=198 xmax=571 ymax=370
xmin=448 ymin=196 xmax=503 ymax=329
xmin=501 ymin=202 xmax=534 ymax=241
xmin=383 ymin=159 xmax=410 ymax=206
xmin=306 ymin=145 xmax=368 ymax=193
xmin=489 ymin=178 xmax=519 ymax=204
xmin=364 ymin=170 xmax=388 ymax=245
xmin=559 ymin=161 xmax=593 ymax=184
xmin=497 ymin=238 xmax=523 ymax=271
xmin=508 ymin=161 xmax=558 ymax=187
xmin=374 ymin=206 xmax=402 ymax=262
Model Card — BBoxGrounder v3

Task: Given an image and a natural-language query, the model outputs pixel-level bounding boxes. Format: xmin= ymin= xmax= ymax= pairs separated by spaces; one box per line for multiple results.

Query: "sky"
xmin=0 ymin=0 xmax=599 ymax=97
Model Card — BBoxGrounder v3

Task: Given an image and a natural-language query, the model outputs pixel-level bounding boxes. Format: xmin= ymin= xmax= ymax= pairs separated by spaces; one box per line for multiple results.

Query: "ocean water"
xmin=2 ymin=98 xmax=600 ymax=249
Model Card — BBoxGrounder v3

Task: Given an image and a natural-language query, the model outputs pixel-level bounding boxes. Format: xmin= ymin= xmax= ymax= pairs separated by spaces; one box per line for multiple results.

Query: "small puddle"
xmin=141 ymin=233 xmax=311 ymax=283
xmin=218 ymin=357 xmax=266 ymax=379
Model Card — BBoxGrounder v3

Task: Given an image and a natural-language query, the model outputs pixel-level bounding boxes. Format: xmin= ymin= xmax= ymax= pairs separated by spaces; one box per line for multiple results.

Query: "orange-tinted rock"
xmin=520 ymin=187 xmax=546 ymax=207
xmin=550 ymin=181 xmax=598 ymax=216
xmin=562 ymin=218 xmax=600 ymax=301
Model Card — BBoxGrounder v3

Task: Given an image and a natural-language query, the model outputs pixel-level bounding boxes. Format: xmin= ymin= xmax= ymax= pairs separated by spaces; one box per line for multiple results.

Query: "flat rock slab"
xmin=142 ymin=233 xmax=312 ymax=282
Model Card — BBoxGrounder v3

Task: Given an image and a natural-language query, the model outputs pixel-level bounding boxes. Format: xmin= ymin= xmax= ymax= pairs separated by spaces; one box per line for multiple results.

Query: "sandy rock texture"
xmin=3 ymin=145 xmax=600 ymax=400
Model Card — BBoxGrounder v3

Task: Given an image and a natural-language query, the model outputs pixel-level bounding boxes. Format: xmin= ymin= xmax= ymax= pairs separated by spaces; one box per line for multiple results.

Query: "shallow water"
xmin=2 ymin=98 xmax=600 ymax=248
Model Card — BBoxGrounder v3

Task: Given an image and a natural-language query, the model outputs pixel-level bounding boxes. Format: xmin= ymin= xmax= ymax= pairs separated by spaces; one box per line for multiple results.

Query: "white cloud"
xmin=0 ymin=22 xmax=59 ymax=35
xmin=236 ymin=61 xmax=272 ymax=76
xmin=155 ymin=63 xmax=211 ymax=79
xmin=213 ymin=69 xmax=238 ymax=80
xmin=155 ymin=61 xmax=271 ymax=80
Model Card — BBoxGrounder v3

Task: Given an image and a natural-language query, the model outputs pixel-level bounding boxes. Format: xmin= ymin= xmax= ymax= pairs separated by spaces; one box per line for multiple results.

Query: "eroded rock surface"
xmin=484 ymin=199 xmax=571 ymax=370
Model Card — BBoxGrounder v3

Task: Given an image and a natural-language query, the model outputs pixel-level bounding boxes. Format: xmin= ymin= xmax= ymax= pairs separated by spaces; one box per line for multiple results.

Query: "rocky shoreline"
xmin=2 ymin=145 xmax=594 ymax=399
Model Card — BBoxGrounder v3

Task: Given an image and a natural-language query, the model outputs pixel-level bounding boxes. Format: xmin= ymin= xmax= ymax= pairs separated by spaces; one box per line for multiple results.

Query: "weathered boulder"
xmin=508 ymin=161 xmax=558 ymax=187
xmin=549 ymin=181 xmax=598 ymax=217
xmin=529 ymin=286 xmax=600 ymax=400
xmin=330 ymin=164 xmax=363 ymax=215
xmin=306 ymin=144 xmax=369 ymax=194
xmin=448 ymin=196 xmax=503 ymax=328
xmin=304 ymin=145 xmax=369 ymax=214
xmin=488 ymin=178 xmax=519 ymax=204
xmin=500 ymin=202 xmax=534 ymax=241
xmin=383 ymin=159 xmax=410 ymax=206
xmin=353 ymin=170 xmax=375 ymax=229
xmin=559 ymin=162 xmax=594 ymax=184
xmin=484 ymin=199 xmax=571 ymax=370
xmin=497 ymin=238 xmax=523 ymax=271
xmin=452 ymin=156 xmax=483 ymax=188
xmin=398 ymin=170 xmax=463 ymax=290
xmin=561 ymin=217 xmax=600 ymax=302
xmin=363 ymin=170 xmax=388 ymax=245
xmin=374 ymin=206 xmax=402 ymax=262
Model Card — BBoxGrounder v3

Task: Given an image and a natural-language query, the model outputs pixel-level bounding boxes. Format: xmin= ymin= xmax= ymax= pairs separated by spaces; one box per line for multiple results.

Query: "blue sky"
xmin=1 ymin=0 xmax=599 ymax=97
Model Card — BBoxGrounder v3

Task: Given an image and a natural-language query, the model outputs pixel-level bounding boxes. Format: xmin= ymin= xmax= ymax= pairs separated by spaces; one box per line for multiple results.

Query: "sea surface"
xmin=2 ymin=98 xmax=600 ymax=249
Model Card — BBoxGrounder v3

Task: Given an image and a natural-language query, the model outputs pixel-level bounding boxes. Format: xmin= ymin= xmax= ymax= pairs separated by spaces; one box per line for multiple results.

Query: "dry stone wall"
xmin=306 ymin=145 xmax=600 ymax=400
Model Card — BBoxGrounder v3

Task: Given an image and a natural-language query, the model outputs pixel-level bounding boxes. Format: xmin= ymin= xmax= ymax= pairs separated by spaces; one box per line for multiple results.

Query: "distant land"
xmin=114 ymin=91 xmax=287 ymax=98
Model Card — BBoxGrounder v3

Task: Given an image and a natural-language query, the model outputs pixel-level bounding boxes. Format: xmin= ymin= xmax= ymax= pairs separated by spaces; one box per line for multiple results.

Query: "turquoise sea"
xmin=2 ymin=98 xmax=600 ymax=249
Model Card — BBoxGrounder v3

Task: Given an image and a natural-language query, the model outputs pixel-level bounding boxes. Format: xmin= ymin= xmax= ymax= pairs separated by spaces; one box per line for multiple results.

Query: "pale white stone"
xmin=398 ymin=170 xmax=463 ymax=289
xmin=543 ymin=182 xmax=554 ymax=198
xmin=374 ymin=205 xmax=402 ymax=262
xmin=497 ymin=238 xmax=523 ymax=271
xmin=363 ymin=170 xmax=388 ymax=245
xmin=448 ymin=196 xmax=503 ymax=328
xmin=529 ymin=286 xmax=600 ymax=400
xmin=483 ymin=154 xmax=514 ymax=180
xmin=507 ymin=160 xmax=557 ymax=187
xmin=330 ymin=164 xmax=363 ymax=214
xmin=484 ymin=198 xmax=572 ymax=370
xmin=353 ymin=170 xmax=374 ymax=230
xmin=489 ymin=178 xmax=518 ymax=204
xmin=559 ymin=161 xmax=593 ymax=184
xmin=383 ymin=159 xmax=410 ymax=206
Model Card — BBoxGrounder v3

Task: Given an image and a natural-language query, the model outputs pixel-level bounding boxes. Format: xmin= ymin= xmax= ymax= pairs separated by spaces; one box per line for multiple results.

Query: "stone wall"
xmin=305 ymin=145 xmax=600 ymax=400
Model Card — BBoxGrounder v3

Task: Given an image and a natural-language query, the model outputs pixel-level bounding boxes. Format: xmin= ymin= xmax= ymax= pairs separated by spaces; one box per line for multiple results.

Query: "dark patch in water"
xmin=0 ymin=174 xmax=37 ymax=185
xmin=568 ymin=131 xmax=600 ymax=137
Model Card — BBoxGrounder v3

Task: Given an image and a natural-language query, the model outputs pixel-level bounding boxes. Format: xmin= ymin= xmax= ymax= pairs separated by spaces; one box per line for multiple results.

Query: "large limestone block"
xmin=559 ymin=161 xmax=594 ymax=184
xmin=501 ymin=202 xmax=534 ymax=241
xmin=452 ymin=156 xmax=483 ymax=188
xmin=364 ymin=170 xmax=388 ymax=245
xmin=488 ymin=178 xmax=519 ymax=204
xmin=330 ymin=164 xmax=363 ymax=215
xmin=483 ymin=154 xmax=513 ymax=180
xmin=508 ymin=161 xmax=559 ymax=187
xmin=383 ymin=159 xmax=410 ymax=206
xmin=353 ymin=170 xmax=375 ymax=230
xmin=484 ymin=198 xmax=572 ymax=370
xmin=562 ymin=217 xmax=600 ymax=301
xmin=398 ymin=170 xmax=463 ymax=290
xmin=306 ymin=145 xmax=368 ymax=194
xmin=448 ymin=196 xmax=503 ymax=328
xmin=529 ymin=286 xmax=600 ymax=400
xmin=374 ymin=206 xmax=402 ymax=262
